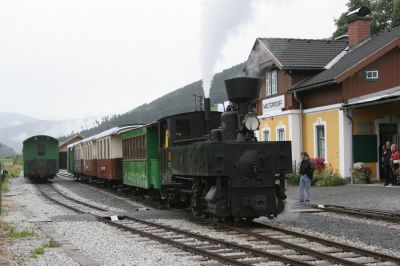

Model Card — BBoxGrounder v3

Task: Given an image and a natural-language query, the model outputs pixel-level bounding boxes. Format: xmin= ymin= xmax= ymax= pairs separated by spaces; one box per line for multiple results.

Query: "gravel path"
xmin=286 ymin=184 xmax=400 ymax=211
xmin=1 ymin=176 xmax=206 ymax=265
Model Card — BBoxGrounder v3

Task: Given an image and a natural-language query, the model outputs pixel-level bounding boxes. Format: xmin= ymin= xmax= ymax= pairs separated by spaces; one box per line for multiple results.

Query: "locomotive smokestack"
xmin=225 ymin=77 xmax=261 ymax=115
xmin=223 ymin=77 xmax=261 ymax=142
xmin=204 ymin=97 xmax=211 ymax=135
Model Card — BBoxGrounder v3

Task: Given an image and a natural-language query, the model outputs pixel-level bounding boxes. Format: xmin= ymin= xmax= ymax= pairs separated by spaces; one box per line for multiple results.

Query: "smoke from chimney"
xmin=200 ymin=0 xmax=254 ymax=98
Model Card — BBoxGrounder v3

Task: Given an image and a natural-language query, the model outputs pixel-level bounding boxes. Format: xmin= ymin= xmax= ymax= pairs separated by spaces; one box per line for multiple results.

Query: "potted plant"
xmin=353 ymin=162 xmax=372 ymax=184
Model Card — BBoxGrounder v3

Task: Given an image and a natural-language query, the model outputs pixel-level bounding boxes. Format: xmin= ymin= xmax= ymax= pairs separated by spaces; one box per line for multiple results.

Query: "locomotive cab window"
xmin=175 ymin=119 xmax=191 ymax=141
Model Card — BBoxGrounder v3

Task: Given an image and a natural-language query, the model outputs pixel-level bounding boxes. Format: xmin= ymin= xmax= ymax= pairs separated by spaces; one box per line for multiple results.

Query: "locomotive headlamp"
xmin=244 ymin=115 xmax=260 ymax=131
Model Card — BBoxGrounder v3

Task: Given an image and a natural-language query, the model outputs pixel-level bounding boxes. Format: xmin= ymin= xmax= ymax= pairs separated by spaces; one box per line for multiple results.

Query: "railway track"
xmin=58 ymin=171 xmax=400 ymax=223
xmin=36 ymin=182 xmax=400 ymax=266
xmin=307 ymin=204 xmax=400 ymax=223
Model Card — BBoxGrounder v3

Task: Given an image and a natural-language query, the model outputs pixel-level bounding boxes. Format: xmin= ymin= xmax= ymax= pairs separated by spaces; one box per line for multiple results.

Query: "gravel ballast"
xmin=2 ymin=176 xmax=78 ymax=266
xmin=5 ymin=173 xmax=399 ymax=265
xmin=1 ymin=176 xmax=204 ymax=265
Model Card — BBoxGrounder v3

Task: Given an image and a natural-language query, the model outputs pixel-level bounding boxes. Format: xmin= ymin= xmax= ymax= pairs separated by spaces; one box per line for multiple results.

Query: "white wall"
xmin=288 ymin=111 xmax=302 ymax=165
xmin=339 ymin=109 xmax=353 ymax=178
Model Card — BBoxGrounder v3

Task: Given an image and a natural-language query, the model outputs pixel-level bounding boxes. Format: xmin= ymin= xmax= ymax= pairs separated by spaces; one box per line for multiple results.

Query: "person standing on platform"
xmin=297 ymin=152 xmax=314 ymax=205
xmin=390 ymin=144 xmax=400 ymax=184
xmin=383 ymin=141 xmax=392 ymax=186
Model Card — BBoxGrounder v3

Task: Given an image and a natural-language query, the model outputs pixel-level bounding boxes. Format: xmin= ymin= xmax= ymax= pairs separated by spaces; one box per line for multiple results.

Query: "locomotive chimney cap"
xmin=224 ymin=77 xmax=261 ymax=104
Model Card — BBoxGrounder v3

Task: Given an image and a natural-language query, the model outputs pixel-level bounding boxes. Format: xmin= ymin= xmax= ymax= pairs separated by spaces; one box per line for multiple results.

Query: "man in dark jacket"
xmin=383 ymin=141 xmax=392 ymax=186
xmin=298 ymin=152 xmax=314 ymax=205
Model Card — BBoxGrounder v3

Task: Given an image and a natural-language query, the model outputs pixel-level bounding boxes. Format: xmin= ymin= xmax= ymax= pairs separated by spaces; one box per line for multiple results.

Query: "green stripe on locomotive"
xmin=121 ymin=125 xmax=160 ymax=189
xmin=67 ymin=146 xmax=75 ymax=173
xmin=23 ymin=135 xmax=59 ymax=177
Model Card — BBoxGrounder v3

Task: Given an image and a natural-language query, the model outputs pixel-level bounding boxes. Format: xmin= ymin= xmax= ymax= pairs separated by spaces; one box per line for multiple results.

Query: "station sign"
xmin=262 ymin=95 xmax=285 ymax=115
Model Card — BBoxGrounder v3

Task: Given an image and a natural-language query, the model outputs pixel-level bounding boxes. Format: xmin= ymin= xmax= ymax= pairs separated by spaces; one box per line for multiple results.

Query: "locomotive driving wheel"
xmin=191 ymin=180 xmax=206 ymax=216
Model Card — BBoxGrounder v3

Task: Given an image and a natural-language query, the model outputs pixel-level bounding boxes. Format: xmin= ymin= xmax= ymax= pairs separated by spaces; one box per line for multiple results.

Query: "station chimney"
xmin=347 ymin=6 xmax=372 ymax=48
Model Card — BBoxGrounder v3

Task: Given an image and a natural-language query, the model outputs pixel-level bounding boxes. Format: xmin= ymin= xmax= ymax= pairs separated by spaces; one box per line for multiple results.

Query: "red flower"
xmin=311 ymin=157 xmax=325 ymax=172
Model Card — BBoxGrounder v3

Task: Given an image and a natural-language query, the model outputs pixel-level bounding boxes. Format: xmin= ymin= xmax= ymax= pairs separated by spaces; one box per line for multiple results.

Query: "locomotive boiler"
xmin=160 ymin=77 xmax=292 ymax=219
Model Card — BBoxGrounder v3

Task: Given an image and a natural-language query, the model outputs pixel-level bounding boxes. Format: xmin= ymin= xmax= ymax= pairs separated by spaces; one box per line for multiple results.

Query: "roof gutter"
xmin=341 ymin=96 xmax=400 ymax=109
xmin=290 ymin=79 xmax=335 ymax=93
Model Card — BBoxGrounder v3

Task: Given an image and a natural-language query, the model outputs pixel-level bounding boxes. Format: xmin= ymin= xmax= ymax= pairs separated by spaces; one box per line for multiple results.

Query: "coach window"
xmin=37 ymin=143 xmax=45 ymax=156
xmin=102 ymin=140 xmax=105 ymax=159
xmin=107 ymin=139 xmax=110 ymax=158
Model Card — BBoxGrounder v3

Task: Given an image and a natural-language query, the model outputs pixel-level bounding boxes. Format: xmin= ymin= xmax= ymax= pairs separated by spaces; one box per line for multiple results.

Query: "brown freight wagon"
xmin=95 ymin=126 xmax=141 ymax=181
xmin=81 ymin=139 xmax=97 ymax=178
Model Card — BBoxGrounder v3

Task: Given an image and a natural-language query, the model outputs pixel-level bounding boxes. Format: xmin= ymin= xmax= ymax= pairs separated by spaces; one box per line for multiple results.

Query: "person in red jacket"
xmin=390 ymin=144 xmax=400 ymax=185
xmin=391 ymin=144 xmax=400 ymax=160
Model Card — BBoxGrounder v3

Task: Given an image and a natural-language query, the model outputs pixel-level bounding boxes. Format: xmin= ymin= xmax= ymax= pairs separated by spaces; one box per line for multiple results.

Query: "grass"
xmin=5 ymin=164 xmax=22 ymax=178
xmin=31 ymin=239 xmax=61 ymax=259
xmin=31 ymin=247 xmax=44 ymax=258
xmin=4 ymin=224 xmax=35 ymax=239
xmin=1 ymin=163 xmax=22 ymax=193
xmin=44 ymin=239 xmax=61 ymax=248
xmin=1 ymin=176 xmax=9 ymax=193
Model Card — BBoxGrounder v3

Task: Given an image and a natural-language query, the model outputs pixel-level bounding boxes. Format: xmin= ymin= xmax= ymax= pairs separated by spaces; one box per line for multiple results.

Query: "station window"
xmin=263 ymin=130 xmax=270 ymax=141
xmin=316 ymin=125 xmax=326 ymax=158
xmin=266 ymin=70 xmax=278 ymax=96
xmin=277 ymin=128 xmax=285 ymax=141
xmin=365 ymin=69 xmax=379 ymax=81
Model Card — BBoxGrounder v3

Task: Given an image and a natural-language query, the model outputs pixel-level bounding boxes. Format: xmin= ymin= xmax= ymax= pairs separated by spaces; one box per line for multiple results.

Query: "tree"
xmin=333 ymin=0 xmax=400 ymax=38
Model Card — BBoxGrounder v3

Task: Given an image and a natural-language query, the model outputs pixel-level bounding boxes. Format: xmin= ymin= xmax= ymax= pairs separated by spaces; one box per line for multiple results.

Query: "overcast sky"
xmin=0 ymin=0 xmax=347 ymax=120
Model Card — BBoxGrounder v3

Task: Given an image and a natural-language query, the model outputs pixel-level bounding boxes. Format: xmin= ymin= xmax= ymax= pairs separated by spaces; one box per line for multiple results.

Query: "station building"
xmin=243 ymin=11 xmax=400 ymax=180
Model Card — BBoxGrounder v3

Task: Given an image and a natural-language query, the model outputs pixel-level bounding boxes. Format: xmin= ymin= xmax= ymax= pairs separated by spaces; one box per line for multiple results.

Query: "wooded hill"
xmin=59 ymin=63 xmax=245 ymax=142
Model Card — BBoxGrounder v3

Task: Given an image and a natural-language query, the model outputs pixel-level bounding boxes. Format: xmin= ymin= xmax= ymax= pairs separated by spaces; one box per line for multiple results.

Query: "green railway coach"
xmin=121 ymin=124 xmax=160 ymax=190
xmin=67 ymin=144 xmax=75 ymax=174
xmin=23 ymin=135 xmax=59 ymax=180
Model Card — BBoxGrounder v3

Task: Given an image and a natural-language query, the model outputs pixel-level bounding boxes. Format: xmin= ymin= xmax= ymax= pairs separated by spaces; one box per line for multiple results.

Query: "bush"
xmin=314 ymin=173 xmax=346 ymax=187
xmin=286 ymin=171 xmax=345 ymax=187
xmin=5 ymin=164 xmax=22 ymax=177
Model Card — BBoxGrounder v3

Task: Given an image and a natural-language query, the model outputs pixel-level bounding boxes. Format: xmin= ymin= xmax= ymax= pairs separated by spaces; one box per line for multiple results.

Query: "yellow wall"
xmin=303 ymin=109 xmax=340 ymax=173
xmin=259 ymin=115 xmax=289 ymax=141
xmin=352 ymin=102 xmax=400 ymax=135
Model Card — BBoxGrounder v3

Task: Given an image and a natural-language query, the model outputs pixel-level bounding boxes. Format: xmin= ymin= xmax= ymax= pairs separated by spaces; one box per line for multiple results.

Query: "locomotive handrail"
xmin=172 ymin=136 xmax=209 ymax=145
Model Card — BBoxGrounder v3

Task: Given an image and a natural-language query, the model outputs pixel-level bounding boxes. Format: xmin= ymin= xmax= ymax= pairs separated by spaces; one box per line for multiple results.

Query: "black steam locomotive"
xmin=160 ymin=77 xmax=292 ymax=219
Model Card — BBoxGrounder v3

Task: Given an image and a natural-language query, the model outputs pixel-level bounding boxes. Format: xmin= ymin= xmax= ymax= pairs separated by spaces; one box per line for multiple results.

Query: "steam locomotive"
xmin=160 ymin=77 xmax=291 ymax=219
xmin=69 ymin=77 xmax=292 ymax=219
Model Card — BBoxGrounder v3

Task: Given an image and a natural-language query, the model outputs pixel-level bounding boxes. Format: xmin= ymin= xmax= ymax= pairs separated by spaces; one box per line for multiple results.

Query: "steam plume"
xmin=200 ymin=0 xmax=254 ymax=98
